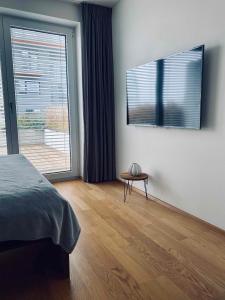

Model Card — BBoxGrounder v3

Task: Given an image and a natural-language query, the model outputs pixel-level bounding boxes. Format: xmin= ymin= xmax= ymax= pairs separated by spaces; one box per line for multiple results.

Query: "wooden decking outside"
xmin=0 ymin=146 xmax=7 ymax=156
xmin=0 ymin=144 xmax=70 ymax=173
xmin=1 ymin=180 xmax=225 ymax=300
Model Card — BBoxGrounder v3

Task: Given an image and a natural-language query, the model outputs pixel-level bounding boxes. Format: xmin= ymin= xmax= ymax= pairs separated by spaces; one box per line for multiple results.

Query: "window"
xmin=0 ymin=16 xmax=79 ymax=180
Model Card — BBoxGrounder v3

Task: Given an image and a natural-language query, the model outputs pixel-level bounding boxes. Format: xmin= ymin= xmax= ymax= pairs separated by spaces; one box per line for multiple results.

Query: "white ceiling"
xmin=62 ymin=0 xmax=120 ymax=7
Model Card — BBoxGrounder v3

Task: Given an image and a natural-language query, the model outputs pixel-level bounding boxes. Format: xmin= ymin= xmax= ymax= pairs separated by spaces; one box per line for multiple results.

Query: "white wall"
xmin=112 ymin=0 xmax=225 ymax=230
xmin=0 ymin=0 xmax=81 ymax=22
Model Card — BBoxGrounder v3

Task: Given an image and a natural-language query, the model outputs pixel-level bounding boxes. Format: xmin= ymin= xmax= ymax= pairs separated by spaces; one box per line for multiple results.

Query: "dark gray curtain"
xmin=81 ymin=3 xmax=116 ymax=183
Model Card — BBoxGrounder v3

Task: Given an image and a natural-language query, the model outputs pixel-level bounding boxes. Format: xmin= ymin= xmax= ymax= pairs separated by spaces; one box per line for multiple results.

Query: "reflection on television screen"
xmin=127 ymin=45 xmax=204 ymax=129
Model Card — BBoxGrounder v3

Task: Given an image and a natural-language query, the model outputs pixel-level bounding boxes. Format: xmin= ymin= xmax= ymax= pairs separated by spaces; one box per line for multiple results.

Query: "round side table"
xmin=120 ymin=172 xmax=149 ymax=202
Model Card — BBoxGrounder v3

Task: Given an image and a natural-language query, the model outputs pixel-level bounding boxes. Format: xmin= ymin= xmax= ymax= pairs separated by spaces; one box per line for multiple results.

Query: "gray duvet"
xmin=0 ymin=154 xmax=80 ymax=253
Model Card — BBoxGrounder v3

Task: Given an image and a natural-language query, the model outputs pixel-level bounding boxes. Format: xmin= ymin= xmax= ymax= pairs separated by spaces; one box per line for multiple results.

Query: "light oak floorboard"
xmin=1 ymin=179 xmax=225 ymax=300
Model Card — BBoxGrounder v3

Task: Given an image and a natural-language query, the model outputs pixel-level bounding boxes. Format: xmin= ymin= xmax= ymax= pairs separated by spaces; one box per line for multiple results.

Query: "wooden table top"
xmin=120 ymin=172 xmax=148 ymax=181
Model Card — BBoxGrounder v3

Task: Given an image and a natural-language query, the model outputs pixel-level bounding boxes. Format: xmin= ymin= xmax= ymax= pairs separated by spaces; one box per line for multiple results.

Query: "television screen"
xmin=126 ymin=45 xmax=204 ymax=129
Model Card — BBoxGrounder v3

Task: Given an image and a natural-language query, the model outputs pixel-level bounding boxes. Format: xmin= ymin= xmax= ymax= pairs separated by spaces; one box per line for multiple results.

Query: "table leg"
xmin=124 ymin=180 xmax=129 ymax=202
xmin=144 ymin=179 xmax=148 ymax=199
xmin=129 ymin=180 xmax=133 ymax=194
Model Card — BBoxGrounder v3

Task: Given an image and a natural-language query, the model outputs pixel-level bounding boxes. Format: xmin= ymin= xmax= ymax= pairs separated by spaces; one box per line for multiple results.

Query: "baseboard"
xmin=117 ymin=178 xmax=225 ymax=237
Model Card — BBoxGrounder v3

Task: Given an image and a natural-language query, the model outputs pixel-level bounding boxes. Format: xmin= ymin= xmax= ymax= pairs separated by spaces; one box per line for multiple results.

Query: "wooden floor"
xmin=1 ymin=180 xmax=225 ymax=300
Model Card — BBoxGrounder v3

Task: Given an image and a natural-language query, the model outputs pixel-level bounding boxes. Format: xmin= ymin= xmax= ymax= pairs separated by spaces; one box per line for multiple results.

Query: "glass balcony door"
xmin=1 ymin=16 xmax=79 ymax=181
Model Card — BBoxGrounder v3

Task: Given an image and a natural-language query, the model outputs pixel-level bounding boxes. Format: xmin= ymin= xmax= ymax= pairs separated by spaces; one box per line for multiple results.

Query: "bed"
xmin=0 ymin=154 xmax=80 ymax=279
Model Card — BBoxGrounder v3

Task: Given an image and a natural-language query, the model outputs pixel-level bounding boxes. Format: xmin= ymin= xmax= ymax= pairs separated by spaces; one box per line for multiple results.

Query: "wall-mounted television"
xmin=126 ymin=45 xmax=204 ymax=129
